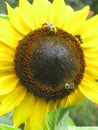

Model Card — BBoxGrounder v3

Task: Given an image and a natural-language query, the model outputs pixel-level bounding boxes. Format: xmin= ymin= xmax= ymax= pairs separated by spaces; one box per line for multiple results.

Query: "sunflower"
xmin=0 ymin=0 xmax=98 ymax=129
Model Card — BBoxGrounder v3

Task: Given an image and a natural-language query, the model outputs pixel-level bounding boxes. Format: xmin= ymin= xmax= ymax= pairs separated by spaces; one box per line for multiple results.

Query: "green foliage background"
xmin=70 ymin=99 xmax=98 ymax=126
xmin=0 ymin=0 xmax=98 ymax=14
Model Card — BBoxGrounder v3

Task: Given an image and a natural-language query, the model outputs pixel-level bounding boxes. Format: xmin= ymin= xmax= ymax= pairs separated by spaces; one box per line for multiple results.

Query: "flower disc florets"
xmin=15 ymin=26 xmax=85 ymax=100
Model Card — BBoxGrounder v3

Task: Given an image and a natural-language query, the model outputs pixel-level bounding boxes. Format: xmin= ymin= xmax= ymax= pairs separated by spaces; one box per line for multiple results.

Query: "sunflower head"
xmin=0 ymin=0 xmax=98 ymax=130
xmin=14 ymin=25 xmax=85 ymax=100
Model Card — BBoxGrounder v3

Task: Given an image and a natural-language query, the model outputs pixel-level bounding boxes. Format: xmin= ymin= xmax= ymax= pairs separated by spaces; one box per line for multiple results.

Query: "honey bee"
xmin=42 ymin=22 xmax=57 ymax=33
xmin=65 ymin=83 xmax=75 ymax=89
xmin=75 ymin=34 xmax=83 ymax=44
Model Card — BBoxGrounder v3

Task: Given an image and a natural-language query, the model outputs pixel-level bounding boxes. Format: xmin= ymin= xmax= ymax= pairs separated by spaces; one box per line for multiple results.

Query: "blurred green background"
xmin=0 ymin=0 xmax=98 ymax=127
xmin=70 ymin=99 xmax=98 ymax=126
xmin=0 ymin=0 xmax=98 ymax=15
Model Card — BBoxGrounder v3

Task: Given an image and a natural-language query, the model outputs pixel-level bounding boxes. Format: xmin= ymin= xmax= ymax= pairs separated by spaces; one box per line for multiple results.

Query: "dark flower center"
xmin=15 ymin=26 xmax=85 ymax=100
xmin=30 ymin=35 xmax=79 ymax=87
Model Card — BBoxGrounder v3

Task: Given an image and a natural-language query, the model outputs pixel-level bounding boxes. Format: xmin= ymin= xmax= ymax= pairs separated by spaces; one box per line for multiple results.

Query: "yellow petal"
xmin=85 ymin=56 xmax=98 ymax=69
xmin=61 ymin=88 xmax=84 ymax=108
xmin=0 ymin=58 xmax=14 ymax=71
xmin=0 ymin=18 xmax=23 ymax=38
xmin=0 ymin=28 xmax=19 ymax=48
xmin=0 ymin=50 xmax=14 ymax=70
xmin=81 ymin=28 xmax=98 ymax=38
xmin=83 ymin=48 xmax=98 ymax=63
xmin=0 ymin=38 xmax=15 ymax=69
xmin=13 ymin=92 xmax=35 ymax=127
xmin=46 ymin=2 xmax=54 ymax=23
xmin=65 ymin=6 xmax=89 ymax=34
xmin=79 ymin=74 xmax=98 ymax=103
xmin=0 ymin=71 xmax=19 ymax=95
xmin=0 ymin=43 xmax=14 ymax=57
xmin=31 ymin=0 xmax=51 ymax=28
xmin=85 ymin=67 xmax=98 ymax=79
xmin=52 ymin=0 xmax=66 ymax=27
xmin=54 ymin=99 xmax=62 ymax=108
xmin=0 ymin=84 xmax=26 ymax=115
xmin=0 ymin=63 xmax=14 ymax=71
xmin=84 ymin=45 xmax=98 ymax=51
xmin=83 ymin=47 xmax=98 ymax=63
xmin=0 ymin=17 xmax=9 ymax=26
xmin=19 ymin=0 xmax=36 ymax=30
xmin=83 ymin=73 xmax=98 ymax=84
xmin=81 ymin=34 xmax=98 ymax=48
xmin=45 ymin=100 xmax=55 ymax=115
xmin=0 ymin=51 xmax=14 ymax=62
xmin=79 ymin=15 xmax=98 ymax=35
xmin=85 ymin=57 xmax=98 ymax=69
xmin=24 ymin=119 xmax=31 ymax=130
xmin=84 ymin=50 xmax=98 ymax=58
xmin=7 ymin=3 xmax=30 ymax=35
xmin=0 ymin=18 xmax=23 ymax=48
xmin=30 ymin=98 xmax=47 ymax=130
xmin=62 ymin=5 xmax=74 ymax=29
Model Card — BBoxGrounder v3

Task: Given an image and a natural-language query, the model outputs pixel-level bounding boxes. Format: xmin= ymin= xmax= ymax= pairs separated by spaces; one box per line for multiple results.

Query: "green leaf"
xmin=68 ymin=117 xmax=75 ymax=126
xmin=0 ymin=112 xmax=13 ymax=126
xmin=46 ymin=107 xmax=74 ymax=130
xmin=67 ymin=127 xmax=98 ymax=130
xmin=0 ymin=14 xmax=8 ymax=19
xmin=0 ymin=124 xmax=20 ymax=130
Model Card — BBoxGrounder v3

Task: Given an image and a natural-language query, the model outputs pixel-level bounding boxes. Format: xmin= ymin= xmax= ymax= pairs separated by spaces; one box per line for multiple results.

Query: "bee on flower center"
xmin=75 ymin=35 xmax=83 ymax=44
xmin=65 ymin=83 xmax=75 ymax=89
xmin=42 ymin=22 xmax=57 ymax=33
